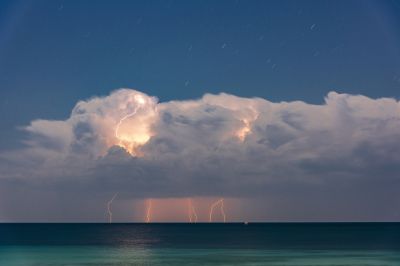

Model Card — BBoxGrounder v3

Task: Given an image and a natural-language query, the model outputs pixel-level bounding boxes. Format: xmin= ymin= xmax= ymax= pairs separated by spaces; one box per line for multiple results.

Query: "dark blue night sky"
xmin=0 ymin=0 xmax=399 ymax=149
xmin=2 ymin=1 xmax=400 ymax=222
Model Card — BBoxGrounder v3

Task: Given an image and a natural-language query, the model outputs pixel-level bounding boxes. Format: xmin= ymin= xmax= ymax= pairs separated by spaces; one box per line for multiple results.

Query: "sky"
xmin=0 ymin=0 xmax=400 ymax=222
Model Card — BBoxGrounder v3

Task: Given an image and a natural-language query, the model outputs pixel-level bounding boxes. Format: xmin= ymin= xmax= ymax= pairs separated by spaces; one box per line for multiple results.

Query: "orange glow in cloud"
xmin=114 ymin=94 xmax=155 ymax=156
xmin=145 ymin=199 xmax=152 ymax=223
xmin=209 ymin=198 xmax=226 ymax=223
xmin=236 ymin=119 xmax=252 ymax=141
xmin=235 ymin=109 xmax=259 ymax=141
xmin=106 ymin=193 xmax=118 ymax=223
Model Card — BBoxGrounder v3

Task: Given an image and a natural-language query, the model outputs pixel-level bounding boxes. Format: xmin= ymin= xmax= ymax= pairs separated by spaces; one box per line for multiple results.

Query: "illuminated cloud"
xmin=1 ymin=89 xmax=400 ymax=221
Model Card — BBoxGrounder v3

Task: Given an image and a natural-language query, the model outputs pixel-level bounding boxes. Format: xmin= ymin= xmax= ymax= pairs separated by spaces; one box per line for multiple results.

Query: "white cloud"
xmin=1 ymin=89 xmax=400 ymax=221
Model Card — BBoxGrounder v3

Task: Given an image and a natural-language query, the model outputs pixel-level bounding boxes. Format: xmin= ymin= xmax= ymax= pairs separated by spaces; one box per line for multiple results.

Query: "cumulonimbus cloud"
xmin=1 ymin=88 xmax=400 ymax=202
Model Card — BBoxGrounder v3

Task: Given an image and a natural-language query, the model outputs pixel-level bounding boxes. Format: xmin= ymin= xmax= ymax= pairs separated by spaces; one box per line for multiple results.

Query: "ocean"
xmin=0 ymin=223 xmax=399 ymax=265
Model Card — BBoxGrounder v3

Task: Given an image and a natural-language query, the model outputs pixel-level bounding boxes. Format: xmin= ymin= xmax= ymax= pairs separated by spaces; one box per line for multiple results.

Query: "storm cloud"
xmin=1 ymin=89 xmax=400 ymax=221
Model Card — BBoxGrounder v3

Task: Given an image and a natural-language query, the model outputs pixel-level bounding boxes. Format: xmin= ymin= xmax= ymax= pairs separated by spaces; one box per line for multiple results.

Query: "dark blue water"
xmin=1 ymin=223 xmax=400 ymax=265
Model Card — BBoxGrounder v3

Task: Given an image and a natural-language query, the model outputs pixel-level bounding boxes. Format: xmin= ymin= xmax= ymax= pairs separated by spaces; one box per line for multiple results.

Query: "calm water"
xmin=0 ymin=223 xmax=400 ymax=265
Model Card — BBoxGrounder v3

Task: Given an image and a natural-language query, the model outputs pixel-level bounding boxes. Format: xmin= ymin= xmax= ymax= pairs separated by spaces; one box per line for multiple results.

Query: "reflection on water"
xmin=1 ymin=223 xmax=400 ymax=265
xmin=1 ymin=247 xmax=400 ymax=266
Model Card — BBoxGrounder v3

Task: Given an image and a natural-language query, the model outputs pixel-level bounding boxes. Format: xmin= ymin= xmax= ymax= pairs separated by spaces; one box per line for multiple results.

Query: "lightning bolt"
xmin=106 ymin=193 xmax=118 ymax=224
xmin=145 ymin=199 xmax=152 ymax=223
xmin=219 ymin=199 xmax=226 ymax=223
xmin=187 ymin=198 xmax=198 ymax=223
xmin=115 ymin=110 xmax=139 ymax=140
xmin=114 ymin=94 xmax=147 ymax=155
xmin=209 ymin=198 xmax=226 ymax=223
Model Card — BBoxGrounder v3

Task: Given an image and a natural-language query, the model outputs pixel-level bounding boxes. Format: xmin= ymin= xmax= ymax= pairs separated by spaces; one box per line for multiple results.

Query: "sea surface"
xmin=0 ymin=223 xmax=400 ymax=265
